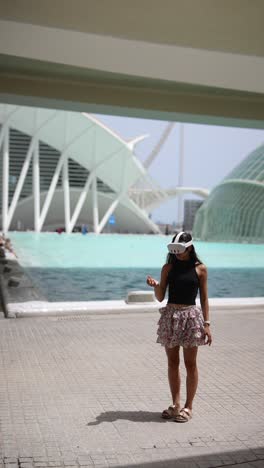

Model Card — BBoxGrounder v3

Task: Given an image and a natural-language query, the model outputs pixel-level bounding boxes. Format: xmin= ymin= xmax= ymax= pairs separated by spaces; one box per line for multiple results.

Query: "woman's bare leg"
xmin=165 ymin=346 xmax=181 ymax=409
xmin=183 ymin=346 xmax=198 ymax=410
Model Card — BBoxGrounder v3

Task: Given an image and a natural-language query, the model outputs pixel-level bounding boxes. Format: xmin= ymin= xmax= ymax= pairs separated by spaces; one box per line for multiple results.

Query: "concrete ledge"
xmin=126 ymin=290 xmax=155 ymax=303
xmin=205 ymin=297 xmax=264 ymax=312
xmin=7 ymin=296 xmax=264 ymax=318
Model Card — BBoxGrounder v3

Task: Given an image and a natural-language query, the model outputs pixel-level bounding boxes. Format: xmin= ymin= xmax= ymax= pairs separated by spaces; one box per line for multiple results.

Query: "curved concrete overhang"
xmin=0 ymin=2 xmax=264 ymax=127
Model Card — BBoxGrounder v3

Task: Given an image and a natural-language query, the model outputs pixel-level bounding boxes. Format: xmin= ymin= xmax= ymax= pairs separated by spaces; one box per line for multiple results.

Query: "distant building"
xmin=183 ymin=199 xmax=204 ymax=232
xmin=155 ymin=222 xmax=175 ymax=236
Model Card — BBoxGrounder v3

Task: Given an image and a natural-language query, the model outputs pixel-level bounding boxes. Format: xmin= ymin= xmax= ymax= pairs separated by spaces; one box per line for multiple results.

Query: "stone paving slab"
xmin=0 ymin=309 xmax=264 ymax=467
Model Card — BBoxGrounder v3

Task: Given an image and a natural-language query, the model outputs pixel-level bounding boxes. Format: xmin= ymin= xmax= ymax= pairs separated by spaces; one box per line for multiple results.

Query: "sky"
xmin=94 ymin=114 xmax=264 ymax=224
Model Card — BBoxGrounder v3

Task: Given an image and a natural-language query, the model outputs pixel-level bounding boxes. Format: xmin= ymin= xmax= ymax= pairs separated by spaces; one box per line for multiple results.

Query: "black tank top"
xmin=167 ymin=260 xmax=199 ymax=305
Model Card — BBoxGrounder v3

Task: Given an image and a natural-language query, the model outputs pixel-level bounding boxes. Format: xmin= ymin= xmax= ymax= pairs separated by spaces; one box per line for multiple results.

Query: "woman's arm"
xmin=197 ymin=264 xmax=209 ymax=321
xmin=197 ymin=263 xmax=212 ymax=345
xmin=146 ymin=263 xmax=171 ymax=302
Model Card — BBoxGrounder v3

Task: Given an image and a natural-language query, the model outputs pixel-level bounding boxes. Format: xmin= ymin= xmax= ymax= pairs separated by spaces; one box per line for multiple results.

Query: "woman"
xmin=146 ymin=231 xmax=212 ymax=423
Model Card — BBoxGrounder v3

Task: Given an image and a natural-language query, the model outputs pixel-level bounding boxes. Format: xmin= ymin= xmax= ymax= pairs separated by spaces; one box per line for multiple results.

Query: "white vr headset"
xmin=167 ymin=231 xmax=193 ymax=254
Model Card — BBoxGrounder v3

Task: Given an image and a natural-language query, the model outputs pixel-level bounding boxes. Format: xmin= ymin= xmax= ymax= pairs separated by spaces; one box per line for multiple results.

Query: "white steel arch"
xmin=0 ymin=104 xmax=210 ymax=234
xmin=0 ymin=104 xmax=161 ymax=234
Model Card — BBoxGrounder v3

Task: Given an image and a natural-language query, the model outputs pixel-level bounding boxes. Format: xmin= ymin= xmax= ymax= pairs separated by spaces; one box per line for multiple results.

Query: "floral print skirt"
xmin=157 ymin=304 xmax=206 ymax=348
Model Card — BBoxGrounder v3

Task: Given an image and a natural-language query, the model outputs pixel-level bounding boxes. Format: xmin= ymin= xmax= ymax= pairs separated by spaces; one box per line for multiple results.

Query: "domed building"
xmin=193 ymin=144 xmax=264 ymax=243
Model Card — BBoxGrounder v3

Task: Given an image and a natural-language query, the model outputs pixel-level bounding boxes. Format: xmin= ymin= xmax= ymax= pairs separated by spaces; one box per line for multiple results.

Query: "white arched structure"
xmin=129 ymin=187 xmax=209 ymax=212
xmin=0 ymin=104 xmax=209 ymax=234
xmin=0 ymin=104 xmax=164 ymax=234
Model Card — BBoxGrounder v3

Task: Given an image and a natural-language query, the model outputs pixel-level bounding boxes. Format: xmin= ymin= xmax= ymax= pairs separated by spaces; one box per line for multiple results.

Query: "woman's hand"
xmin=204 ymin=325 xmax=212 ymax=346
xmin=146 ymin=265 xmax=170 ymax=302
xmin=146 ymin=276 xmax=159 ymax=288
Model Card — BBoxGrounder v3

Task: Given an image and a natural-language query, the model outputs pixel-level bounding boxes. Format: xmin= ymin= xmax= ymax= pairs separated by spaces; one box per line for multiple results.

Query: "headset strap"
xmin=175 ymin=231 xmax=185 ymax=242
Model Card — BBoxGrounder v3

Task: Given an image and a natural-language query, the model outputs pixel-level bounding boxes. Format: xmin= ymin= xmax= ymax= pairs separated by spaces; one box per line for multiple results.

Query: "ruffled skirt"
xmin=157 ymin=304 xmax=206 ymax=348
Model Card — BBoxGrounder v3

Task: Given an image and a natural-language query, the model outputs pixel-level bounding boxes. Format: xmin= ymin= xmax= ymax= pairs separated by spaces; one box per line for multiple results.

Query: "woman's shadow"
xmin=87 ymin=411 xmax=167 ymax=426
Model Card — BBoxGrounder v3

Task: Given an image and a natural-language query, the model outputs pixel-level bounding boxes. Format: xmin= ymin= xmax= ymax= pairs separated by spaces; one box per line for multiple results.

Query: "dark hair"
xmin=166 ymin=231 xmax=202 ymax=266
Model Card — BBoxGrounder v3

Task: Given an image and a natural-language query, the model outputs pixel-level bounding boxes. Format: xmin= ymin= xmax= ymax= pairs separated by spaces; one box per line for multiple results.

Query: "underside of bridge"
xmin=0 ymin=0 xmax=264 ymax=128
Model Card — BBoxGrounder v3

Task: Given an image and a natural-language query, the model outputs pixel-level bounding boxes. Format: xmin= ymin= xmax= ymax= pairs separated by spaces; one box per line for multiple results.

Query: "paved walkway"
xmin=0 ymin=308 xmax=264 ymax=467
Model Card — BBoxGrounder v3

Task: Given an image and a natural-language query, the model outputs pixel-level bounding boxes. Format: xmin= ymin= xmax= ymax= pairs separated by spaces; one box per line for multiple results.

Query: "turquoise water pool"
xmin=9 ymin=232 xmax=264 ymax=269
xmin=9 ymin=233 xmax=264 ymax=300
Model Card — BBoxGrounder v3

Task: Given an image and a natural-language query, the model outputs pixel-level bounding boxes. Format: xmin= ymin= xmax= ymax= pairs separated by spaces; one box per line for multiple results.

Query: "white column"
xmin=33 ymin=140 xmax=40 ymax=232
xmin=97 ymin=156 xmax=127 ymax=234
xmin=92 ymin=176 xmax=99 ymax=233
xmin=7 ymin=136 xmax=36 ymax=230
xmin=38 ymin=152 xmax=67 ymax=231
xmin=63 ymin=157 xmax=71 ymax=233
xmin=2 ymin=126 xmax=9 ymax=234
xmin=6 ymin=110 xmax=59 ymax=232
xmin=38 ymin=123 xmax=97 ymax=232
xmin=69 ymin=171 xmax=94 ymax=233
xmin=0 ymin=124 xmax=7 ymax=149
xmin=97 ymin=196 xmax=121 ymax=234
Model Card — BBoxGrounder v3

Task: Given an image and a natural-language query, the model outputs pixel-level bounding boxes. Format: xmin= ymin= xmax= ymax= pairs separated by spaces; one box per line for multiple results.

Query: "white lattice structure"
xmin=0 ymin=104 xmax=163 ymax=234
xmin=0 ymin=104 xmax=209 ymax=234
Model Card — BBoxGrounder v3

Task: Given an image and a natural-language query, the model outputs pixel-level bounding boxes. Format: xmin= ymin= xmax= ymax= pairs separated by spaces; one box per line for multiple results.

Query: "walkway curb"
xmin=7 ymin=296 xmax=264 ymax=318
